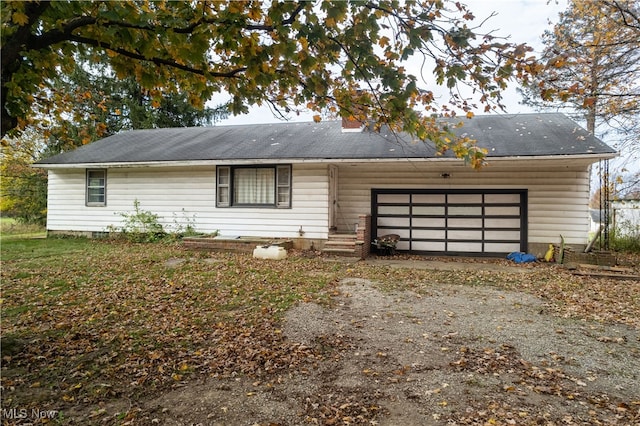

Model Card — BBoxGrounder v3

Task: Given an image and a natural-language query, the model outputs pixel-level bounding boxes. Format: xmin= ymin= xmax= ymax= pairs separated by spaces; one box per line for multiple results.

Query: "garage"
xmin=372 ymin=189 xmax=528 ymax=256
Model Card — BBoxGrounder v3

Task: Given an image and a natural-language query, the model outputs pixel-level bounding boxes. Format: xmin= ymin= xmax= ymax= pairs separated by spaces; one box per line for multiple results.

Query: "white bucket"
xmin=252 ymin=245 xmax=287 ymax=260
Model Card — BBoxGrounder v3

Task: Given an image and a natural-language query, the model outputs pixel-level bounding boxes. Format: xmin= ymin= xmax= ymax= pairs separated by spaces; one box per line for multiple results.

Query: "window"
xmin=86 ymin=169 xmax=106 ymax=206
xmin=217 ymin=166 xmax=230 ymax=206
xmin=216 ymin=165 xmax=291 ymax=208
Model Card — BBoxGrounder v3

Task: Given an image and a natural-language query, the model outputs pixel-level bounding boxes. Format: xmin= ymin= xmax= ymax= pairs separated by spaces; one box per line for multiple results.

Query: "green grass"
xmin=0 ymin=217 xmax=46 ymax=241
xmin=610 ymin=230 xmax=640 ymax=252
xmin=0 ymin=236 xmax=95 ymax=262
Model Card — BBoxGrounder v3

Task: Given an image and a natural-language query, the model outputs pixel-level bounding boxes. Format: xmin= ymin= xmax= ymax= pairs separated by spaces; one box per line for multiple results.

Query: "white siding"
xmin=335 ymin=161 xmax=593 ymax=247
xmin=46 ymin=158 xmax=595 ymax=248
xmin=47 ymin=164 xmax=329 ymax=239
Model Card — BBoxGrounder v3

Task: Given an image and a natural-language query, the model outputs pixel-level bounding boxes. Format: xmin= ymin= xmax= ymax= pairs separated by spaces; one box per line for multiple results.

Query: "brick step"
xmin=322 ymin=234 xmax=359 ymax=256
xmin=322 ymin=233 xmax=360 ymax=257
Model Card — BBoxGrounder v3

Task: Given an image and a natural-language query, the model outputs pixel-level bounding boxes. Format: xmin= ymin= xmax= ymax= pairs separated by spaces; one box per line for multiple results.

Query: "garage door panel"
xmin=412 ymin=241 xmax=446 ymax=251
xmin=449 ymin=194 xmax=482 ymax=203
xmin=413 ymin=229 xmax=446 ymax=239
xmin=413 ymin=206 xmax=445 ymax=215
xmin=377 ymin=217 xmax=409 ymax=227
xmin=412 ymin=194 xmax=445 ymax=203
xmin=378 ymin=194 xmax=410 ymax=203
xmin=448 ymin=218 xmax=483 ymax=228
xmin=378 ymin=205 xmax=410 ymax=215
xmin=412 ymin=217 xmax=445 ymax=227
xmin=449 ymin=230 xmax=483 ymax=240
xmin=448 ymin=242 xmax=483 ymax=252
xmin=449 ymin=206 xmax=483 ymax=216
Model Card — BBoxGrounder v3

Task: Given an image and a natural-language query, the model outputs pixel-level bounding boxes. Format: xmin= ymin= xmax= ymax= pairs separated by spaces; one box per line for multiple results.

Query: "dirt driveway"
xmin=114 ymin=260 xmax=639 ymax=426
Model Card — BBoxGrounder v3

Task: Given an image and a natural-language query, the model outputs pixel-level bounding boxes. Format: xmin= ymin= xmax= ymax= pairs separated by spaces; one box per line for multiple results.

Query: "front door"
xmin=328 ymin=165 xmax=338 ymax=231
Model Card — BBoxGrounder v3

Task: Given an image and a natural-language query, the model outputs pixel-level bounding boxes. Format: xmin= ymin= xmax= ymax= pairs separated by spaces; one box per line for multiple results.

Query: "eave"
xmin=32 ymin=151 xmax=617 ymax=170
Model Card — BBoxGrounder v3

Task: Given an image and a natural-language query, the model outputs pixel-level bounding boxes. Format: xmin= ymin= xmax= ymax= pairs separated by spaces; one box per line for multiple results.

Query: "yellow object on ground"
xmin=544 ymin=244 xmax=555 ymax=262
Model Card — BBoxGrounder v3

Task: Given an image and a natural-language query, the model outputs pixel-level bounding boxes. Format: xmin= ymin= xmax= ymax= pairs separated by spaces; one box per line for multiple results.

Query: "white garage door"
xmin=372 ymin=189 xmax=527 ymax=255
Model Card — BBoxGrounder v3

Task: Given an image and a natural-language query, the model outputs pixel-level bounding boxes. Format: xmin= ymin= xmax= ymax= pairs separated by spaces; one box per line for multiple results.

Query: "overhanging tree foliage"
xmin=2 ymin=0 xmax=540 ymax=167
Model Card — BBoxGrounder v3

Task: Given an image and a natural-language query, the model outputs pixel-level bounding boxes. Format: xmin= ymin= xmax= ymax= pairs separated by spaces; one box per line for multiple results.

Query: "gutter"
xmin=33 ymin=152 xmax=618 ymax=169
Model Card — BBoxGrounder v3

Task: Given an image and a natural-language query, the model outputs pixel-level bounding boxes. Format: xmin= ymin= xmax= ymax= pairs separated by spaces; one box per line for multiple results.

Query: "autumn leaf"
xmin=11 ymin=12 xmax=29 ymax=26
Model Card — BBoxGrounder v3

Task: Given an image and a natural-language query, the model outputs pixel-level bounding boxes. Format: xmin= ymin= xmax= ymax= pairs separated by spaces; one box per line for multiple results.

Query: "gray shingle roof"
xmin=36 ymin=113 xmax=616 ymax=166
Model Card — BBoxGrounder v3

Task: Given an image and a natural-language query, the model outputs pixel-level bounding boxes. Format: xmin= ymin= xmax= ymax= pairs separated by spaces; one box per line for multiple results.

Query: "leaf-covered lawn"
xmin=1 ymin=240 xmax=336 ymax=412
xmin=1 ymin=239 xmax=638 ymax=423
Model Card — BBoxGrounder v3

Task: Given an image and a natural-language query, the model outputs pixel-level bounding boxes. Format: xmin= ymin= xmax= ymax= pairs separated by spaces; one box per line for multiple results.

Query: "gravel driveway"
xmin=133 ymin=271 xmax=639 ymax=425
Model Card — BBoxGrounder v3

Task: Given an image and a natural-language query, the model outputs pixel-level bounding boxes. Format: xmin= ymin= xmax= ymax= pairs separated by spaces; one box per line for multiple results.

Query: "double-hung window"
xmin=217 ymin=165 xmax=291 ymax=208
xmin=86 ymin=169 xmax=106 ymax=206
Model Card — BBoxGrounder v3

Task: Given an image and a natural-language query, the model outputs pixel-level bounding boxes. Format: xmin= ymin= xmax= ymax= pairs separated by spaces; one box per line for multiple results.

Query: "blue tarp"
xmin=507 ymin=252 xmax=537 ymax=263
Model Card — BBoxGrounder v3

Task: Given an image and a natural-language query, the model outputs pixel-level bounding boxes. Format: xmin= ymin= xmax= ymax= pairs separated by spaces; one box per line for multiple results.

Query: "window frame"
xmin=86 ymin=169 xmax=107 ymax=207
xmin=216 ymin=164 xmax=291 ymax=209
xmin=217 ymin=166 xmax=231 ymax=207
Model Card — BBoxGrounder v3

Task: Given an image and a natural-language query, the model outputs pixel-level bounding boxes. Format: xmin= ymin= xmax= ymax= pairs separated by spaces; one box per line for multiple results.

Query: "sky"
xmin=220 ymin=0 xmax=568 ymax=126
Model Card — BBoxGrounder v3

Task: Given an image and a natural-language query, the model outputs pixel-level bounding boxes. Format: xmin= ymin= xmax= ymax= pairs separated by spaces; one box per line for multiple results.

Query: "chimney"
xmin=341 ymin=116 xmax=365 ymax=133
xmin=341 ymin=92 xmax=367 ymax=132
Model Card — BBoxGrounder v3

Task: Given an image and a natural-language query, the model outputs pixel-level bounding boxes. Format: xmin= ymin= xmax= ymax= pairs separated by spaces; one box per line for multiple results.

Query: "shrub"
xmin=610 ymin=219 xmax=640 ymax=252
xmin=113 ymin=200 xmax=166 ymax=243
xmin=171 ymin=209 xmax=199 ymax=237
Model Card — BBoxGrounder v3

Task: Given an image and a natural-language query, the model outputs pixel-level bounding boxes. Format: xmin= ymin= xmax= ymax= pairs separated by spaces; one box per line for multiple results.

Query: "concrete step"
xmin=322 ymin=247 xmax=359 ymax=257
xmin=322 ymin=247 xmax=356 ymax=253
xmin=324 ymin=240 xmax=357 ymax=247
xmin=327 ymin=233 xmax=357 ymax=241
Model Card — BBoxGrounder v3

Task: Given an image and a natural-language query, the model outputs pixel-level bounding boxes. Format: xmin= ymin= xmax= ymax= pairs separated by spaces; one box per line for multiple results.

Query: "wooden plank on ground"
xmin=574 ymin=264 xmax=635 ymax=273
xmin=570 ymin=270 xmax=640 ymax=280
